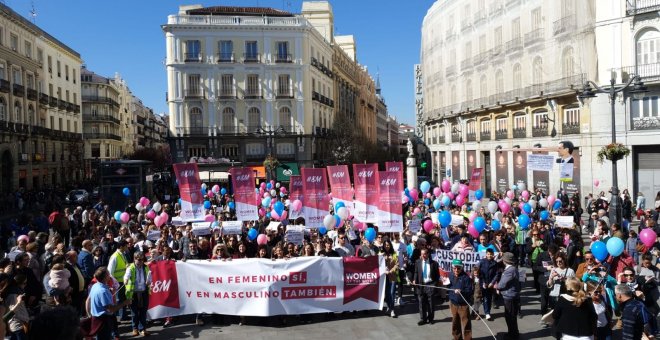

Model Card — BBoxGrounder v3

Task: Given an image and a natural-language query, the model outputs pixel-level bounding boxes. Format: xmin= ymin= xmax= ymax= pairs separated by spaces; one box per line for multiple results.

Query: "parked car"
xmin=65 ymin=189 xmax=89 ymax=205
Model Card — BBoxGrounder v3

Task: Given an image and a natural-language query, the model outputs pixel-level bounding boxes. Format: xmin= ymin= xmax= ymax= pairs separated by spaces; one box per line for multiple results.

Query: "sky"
xmin=6 ymin=0 xmax=435 ymax=125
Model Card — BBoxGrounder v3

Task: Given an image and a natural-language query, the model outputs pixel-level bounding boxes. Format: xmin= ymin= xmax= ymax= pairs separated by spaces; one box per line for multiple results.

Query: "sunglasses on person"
xmin=623 ymin=273 xmax=635 ymax=277
xmin=585 ymin=257 xmax=594 ymax=261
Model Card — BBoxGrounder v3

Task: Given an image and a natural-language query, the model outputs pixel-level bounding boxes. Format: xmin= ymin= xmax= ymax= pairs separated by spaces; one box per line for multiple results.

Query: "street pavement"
xmin=120 ymin=276 xmax=557 ymax=340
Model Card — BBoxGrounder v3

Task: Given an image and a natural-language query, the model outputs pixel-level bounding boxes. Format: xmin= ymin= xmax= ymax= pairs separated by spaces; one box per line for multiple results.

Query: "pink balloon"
xmin=260 ymin=182 xmax=266 ymax=189
xmin=409 ymin=189 xmax=419 ymax=201
xmin=426 ymin=193 xmax=432 ymax=198
xmin=270 ymin=210 xmax=280 ymax=220
xmin=212 ymin=184 xmax=220 ymax=193
xmin=468 ymin=224 xmax=480 ymax=238
xmin=401 ymin=196 xmax=409 ymax=204
xmin=204 ymin=214 xmax=215 ymax=222
xmin=593 ymin=179 xmax=600 ymax=187
xmin=146 ymin=210 xmax=156 ymax=220
xmin=468 ymin=211 xmax=477 ymax=222
xmin=447 ymin=192 xmax=455 ymax=200
xmin=281 ymin=211 xmax=288 ymax=220
xmin=499 ymin=200 xmax=511 ymax=214
xmin=258 ymin=208 xmax=266 ymax=217
xmin=160 ymin=212 xmax=169 ymax=222
xmin=521 ymin=190 xmax=530 ymax=199
xmin=433 ymin=187 xmax=442 ymax=197
xmin=154 ymin=216 xmax=163 ymax=227
xmin=413 ymin=208 xmax=421 ymax=215
xmin=640 ymin=228 xmax=658 ymax=247
xmin=547 ymin=195 xmax=556 ymax=207
xmin=423 ymin=220 xmax=434 ymax=233
xmin=120 ymin=212 xmax=130 ymax=223
xmin=355 ymin=221 xmax=366 ymax=231
xmin=506 ymin=190 xmax=514 ymax=199
xmin=263 ymin=192 xmax=270 ymax=199
xmin=455 ymin=195 xmax=465 ymax=207
xmin=140 ymin=197 xmax=150 ymax=207
xmin=292 ymin=200 xmax=302 ymax=211
xmin=459 ymin=184 xmax=469 ymax=198
xmin=280 ymin=187 xmax=287 ymax=194
xmin=257 ymin=234 xmax=268 ymax=245
xmin=441 ymin=180 xmax=451 ymax=193
xmin=208 ymin=191 xmax=215 ymax=199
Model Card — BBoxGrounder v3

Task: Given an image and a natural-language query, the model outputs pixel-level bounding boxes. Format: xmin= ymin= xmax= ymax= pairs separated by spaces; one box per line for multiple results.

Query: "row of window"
xmin=184 ymin=40 xmax=291 ymax=62
xmin=183 ymin=73 xmax=304 ymax=98
xmin=186 ymin=106 xmax=294 ymax=131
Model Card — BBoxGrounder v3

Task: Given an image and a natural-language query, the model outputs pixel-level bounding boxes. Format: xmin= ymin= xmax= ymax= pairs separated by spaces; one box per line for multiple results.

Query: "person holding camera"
xmin=547 ymin=253 xmax=575 ymax=310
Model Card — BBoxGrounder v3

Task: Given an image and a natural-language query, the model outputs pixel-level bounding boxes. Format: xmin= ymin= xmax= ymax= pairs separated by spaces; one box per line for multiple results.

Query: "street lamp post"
xmin=256 ymin=126 xmax=286 ymax=182
xmin=578 ymin=75 xmax=648 ymax=226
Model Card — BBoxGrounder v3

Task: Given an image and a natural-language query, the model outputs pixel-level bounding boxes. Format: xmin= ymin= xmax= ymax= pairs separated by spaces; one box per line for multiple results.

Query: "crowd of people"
xmin=0 ymin=176 xmax=658 ymax=340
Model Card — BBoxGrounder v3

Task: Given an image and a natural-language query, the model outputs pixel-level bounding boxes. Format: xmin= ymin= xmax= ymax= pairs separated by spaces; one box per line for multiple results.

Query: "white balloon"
xmin=494 ymin=211 xmax=503 ymax=221
xmin=529 ymin=199 xmax=537 ymax=209
xmin=285 ymin=199 xmax=291 ymax=207
xmin=270 ymin=189 xmax=277 ymax=197
xmin=201 ymin=183 xmax=207 ymax=190
xmin=276 ymin=182 xmax=281 ymax=188
xmin=153 ymin=202 xmax=162 ymax=213
xmin=538 ymin=198 xmax=548 ymax=208
xmin=518 ymin=183 xmax=527 ymax=192
xmin=323 ymin=214 xmax=335 ymax=230
xmin=451 ymin=182 xmax=460 ymax=194
xmin=135 ymin=203 xmax=143 ymax=211
xmin=472 ymin=201 xmax=482 ymax=211
xmin=337 ymin=207 xmax=349 ymax=220
xmin=504 ymin=197 xmax=512 ymax=206
xmin=487 ymin=201 xmax=498 ymax=214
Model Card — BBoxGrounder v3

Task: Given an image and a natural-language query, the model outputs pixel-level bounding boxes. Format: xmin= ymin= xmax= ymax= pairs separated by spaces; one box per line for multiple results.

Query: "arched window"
xmin=513 ymin=63 xmax=522 ymax=89
xmin=495 ymin=70 xmax=504 ymax=94
xmin=465 ymin=79 xmax=473 ymax=101
xmin=636 ymin=29 xmax=660 ymax=65
xmin=562 ymin=47 xmax=574 ymax=77
xmin=450 ymin=85 xmax=457 ymax=105
xmin=189 ymin=107 xmax=203 ymax=127
xmin=222 ymin=107 xmax=235 ymax=133
xmin=248 ymin=107 xmax=261 ymax=132
xmin=279 ymin=107 xmax=292 ymax=132
xmin=533 ymin=57 xmax=543 ymax=85
xmin=480 ymin=75 xmax=487 ymax=98
xmin=27 ymin=105 xmax=34 ymax=125
xmin=0 ymin=98 xmax=5 ymax=121
xmin=14 ymin=101 xmax=21 ymax=123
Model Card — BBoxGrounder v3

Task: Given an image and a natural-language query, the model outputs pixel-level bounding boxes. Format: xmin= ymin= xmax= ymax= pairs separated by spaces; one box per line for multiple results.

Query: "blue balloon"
xmin=523 ymin=203 xmax=532 ymax=214
xmin=122 ymin=187 xmax=130 ymax=197
xmin=255 ymin=188 xmax=260 ymax=194
xmin=475 ymin=189 xmax=484 ymax=200
xmin=439 ymin=210 xmax=452 ymax=228
xmin=266 ymin=183 xmax=272 ymax=190
xmin=335 ymin=201 xmax=345 ymax=212
xmin=591 ymin=241 xmax=608 ymax=262
xmin=280 ymin=192 xmax=285 ymax=198
xmin=441 ymin=196 xmax=451 ymax=207
xmin=319 ymin=227 xmax=327 ymax=235
xmin=606 ymin=237 xmax=625 ymax=257
xmin=491 ymin=219 xmax=501 ymax=231
xmin=404 ymin=188 xmax=410 ymax=194
xmin=203 ymin=201 xmax=211 ymax=209
xmin=201 ymin=187 xmax=207 ymax=195
xmin=473 ymin=217 xmax=486 ymax=233
xmin=553 ymin=201 xmax=562 ymax=210
xmin=274 ymin=201 xmax=285 ymax=215
xmin=220 ymin=188 xmax=227 ymax=195
xmin=247 ymin=228 xmax=258 ymax=241
xmin=178 ymin=198 xmax=183 ymax=206
xmin=113 ymin=211 xmax=122 ymax=221
xmin=266 ymin=212 xmax=271 ymax=219
xmin=228 ymin=201 xmax=235 ymax=210
xmin=433 ymin=198 xmax=441 ymax=210
xmin=424 ymin=198 xmax=431 ymax=206
xmin=518 ymin=214 xmax=531 ymax=229
xmin=511 ymin=185 xmax=518 ymax=191
xmin=262 ymin=197 xmax=271 ymax=208
xmin=540 ymin=210 xmax=549 ymax=221
xmin=420 ymin=181 xmax=431 ymax=194
xmin=364 ymin=227 xmax=377 ymax=242
xmin=335 ymin=215 xmax=341 ymax=228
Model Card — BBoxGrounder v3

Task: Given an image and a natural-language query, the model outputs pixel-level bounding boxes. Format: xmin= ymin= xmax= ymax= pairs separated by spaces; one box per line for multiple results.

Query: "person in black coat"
xmin=552 ymin=277 xmax=597 ymax=339
xmin=412 ymin=248 xmax=439 ymax=325
xmin=534 ymin=244 xmax=558 ymax=315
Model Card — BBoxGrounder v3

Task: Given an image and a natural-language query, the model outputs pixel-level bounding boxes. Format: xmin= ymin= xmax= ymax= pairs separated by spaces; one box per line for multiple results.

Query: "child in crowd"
xmin=471 ymin=265 xmax=483 ymax=320
xmin=626 ymin=230 xmax=639 ymax=264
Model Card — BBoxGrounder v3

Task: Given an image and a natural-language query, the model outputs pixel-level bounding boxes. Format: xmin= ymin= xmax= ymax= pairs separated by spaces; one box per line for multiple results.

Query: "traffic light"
xmin=420 ymin=161 xmax=427 ymax=169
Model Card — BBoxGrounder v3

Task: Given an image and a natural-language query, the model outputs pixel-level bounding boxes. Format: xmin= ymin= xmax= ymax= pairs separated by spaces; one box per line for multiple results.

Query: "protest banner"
xmin=173 ymin=163 xmax=205 ymax=222
xmin=430 ymin=249 xmax=484 ymax=278
xmin=192 ymin=222 xmax=211 ymax=236
xmin=527 ymin=154 xmax=555 ymax=172
xmin=147 ymin=257 xmax=386 ymax=318
xmin=555 ymin=216 xmax=575 ymax=228
xmin=230 ymin=167 xmax=259 ymax=221
xmin=327 ymin=165 xmax=354 ymax=212
xmin=353 ymin=164 xmax=379 ymax=223
xmin=222 ymin=221 xmax=243 ymax=235
xmin=408 ymin=219 xmax=421 ymax=233
xmin=288 ymin=175 xmax=304 ymax=219
xmin=301 ymin=168 xmax=330 ymax=229
xmin=377 ymin=171 xmax=404 ymax=232
xmin=468 ymin=167 xmax=483 ymax=202
xmin=284 ymin=225 xmax=305 ymax=245
xmin=147 ymin=230 xmax=161 ymax=241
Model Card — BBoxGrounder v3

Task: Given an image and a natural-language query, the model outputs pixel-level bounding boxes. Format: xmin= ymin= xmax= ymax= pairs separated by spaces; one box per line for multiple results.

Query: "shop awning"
xmin=276 ymin=162 xmax=300 ymax=182
xmin=198 ymin=171 xmax=229 ymax=182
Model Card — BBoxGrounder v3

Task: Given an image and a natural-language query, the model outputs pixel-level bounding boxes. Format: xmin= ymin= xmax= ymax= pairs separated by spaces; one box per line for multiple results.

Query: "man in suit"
xmin=413 ymin=248 xmax=439 ymax=325
xmin=557 ymin=140 xmax=575 ymax=163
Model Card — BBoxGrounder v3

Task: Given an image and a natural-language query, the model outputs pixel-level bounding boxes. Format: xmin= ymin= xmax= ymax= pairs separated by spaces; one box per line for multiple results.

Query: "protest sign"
xmin=527 ymin=154 xmax=555 ymax=172
xmin=191 ymin=222 xmax=211 ymax=236
xmin=285 ymin=226 xmax=305 ymax=245
xmin=147 ymin=230 xmax=161 ymax=241
xmin=147 ymin=257 xmax=386 ymax=318
xmin=301 ymin=168 xmax=330 ymax=229
xmin=266 ymin=221 xmax=281 ymax=232
xmin=430 ymin=213 xmax=439 ymax=225
xmin=555 ymin=216 xmax=574 ymax=228
xmin=230 ymin=168 xmax=259 ymax=221
xmin=408 ymin=219 xmax=421 ymax=233
xmin=377 ymin=171 xmax=404 ymax=232
xmin=451 ymin=214 xmax=465 ymax=226
xmin=222 ymin=221 xmax=243 ymax=235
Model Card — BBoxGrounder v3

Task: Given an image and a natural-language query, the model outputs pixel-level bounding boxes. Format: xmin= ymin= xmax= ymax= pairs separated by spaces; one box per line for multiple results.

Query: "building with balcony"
xmin=0 ymin=2 xmax=82 ymax=193
xmin=163 ymin=4 xmax=335 ymax=169
xmin=420 ymin=0 xmax=596 ymax=196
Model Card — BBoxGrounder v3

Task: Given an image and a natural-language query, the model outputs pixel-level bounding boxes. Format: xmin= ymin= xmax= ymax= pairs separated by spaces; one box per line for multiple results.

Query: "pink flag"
xmin=301 ymin=168 xmax=329 ymax=229
xmin=327 ymin=165 xmax=353 ymax=211
xmin=172 ymin=163 xmax=205 ymax=221
xmin=230 ymin=167 xmax=259 ymax=221
xmin=377 ymin=171 xmax=404 ymax=232
xmin=353 ymin=164 xmax=379 ymax=223
xmin=385 ymin=161 xmax=404 ymax=173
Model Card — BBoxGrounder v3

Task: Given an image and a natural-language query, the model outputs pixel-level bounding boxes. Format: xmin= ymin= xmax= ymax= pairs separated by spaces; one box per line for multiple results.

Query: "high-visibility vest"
xmin=125 ymin=264 xmax=150 ymax=300
xmin=110 ymin=250 xmax=127 ymax=283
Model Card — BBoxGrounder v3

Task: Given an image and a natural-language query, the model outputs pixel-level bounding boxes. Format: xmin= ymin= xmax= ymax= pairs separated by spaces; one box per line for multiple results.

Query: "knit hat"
xmin=17 ymin=235 xmax=29 ymax=244
xmin=502 ymin=252 xmax=516 ymax=265
xmin=452 ymin=259 xmax=464 ymax=267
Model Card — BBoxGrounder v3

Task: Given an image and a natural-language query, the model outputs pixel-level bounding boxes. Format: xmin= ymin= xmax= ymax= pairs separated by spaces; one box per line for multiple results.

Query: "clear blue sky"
xmin=8 ymin=0 xmax=434 ymax=125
